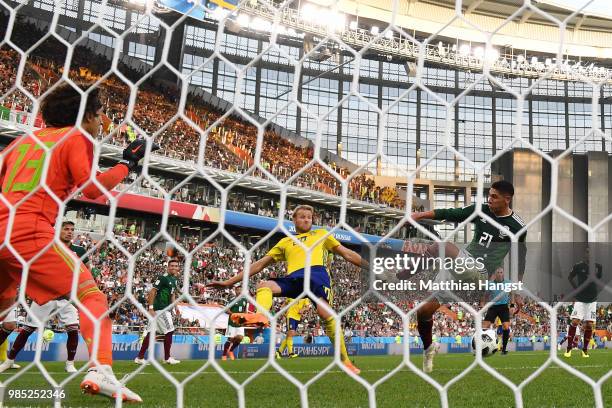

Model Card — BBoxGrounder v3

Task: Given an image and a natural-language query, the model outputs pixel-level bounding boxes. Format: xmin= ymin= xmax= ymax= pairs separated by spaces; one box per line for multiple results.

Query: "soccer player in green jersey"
xmin=222 ymin=286 xmax=248 ymax=361
xmin=410 ymin=180 xmax=527 ymax=373
xmin=564 ymin=246 xmax=602 ymax=358
xmin=61 ymin=221 xmax=90 ymax=268
xmin=135 ymin=259 xmax=181 ymax=365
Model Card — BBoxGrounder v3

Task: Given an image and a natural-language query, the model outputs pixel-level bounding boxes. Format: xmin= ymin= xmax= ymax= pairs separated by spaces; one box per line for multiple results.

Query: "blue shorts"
xmin=271 ymin=266 xmax=333 ymax=305
xmin=287 ymin=318 xmax=299 ymax=331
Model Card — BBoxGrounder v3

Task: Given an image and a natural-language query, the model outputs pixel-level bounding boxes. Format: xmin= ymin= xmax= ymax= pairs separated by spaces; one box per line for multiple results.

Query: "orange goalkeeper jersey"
xmin=0 ymin=126 xmax=128 ymax=239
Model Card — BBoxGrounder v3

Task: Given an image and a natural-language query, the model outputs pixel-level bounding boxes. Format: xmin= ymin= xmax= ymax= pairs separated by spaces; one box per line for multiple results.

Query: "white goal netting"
xmin=0 ymin=0 xmax=611 ymax=406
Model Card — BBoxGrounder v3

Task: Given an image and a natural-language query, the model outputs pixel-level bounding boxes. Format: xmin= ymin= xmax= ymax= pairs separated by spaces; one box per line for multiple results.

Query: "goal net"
xmin=0 ymin=0 xmax=610 ymax=406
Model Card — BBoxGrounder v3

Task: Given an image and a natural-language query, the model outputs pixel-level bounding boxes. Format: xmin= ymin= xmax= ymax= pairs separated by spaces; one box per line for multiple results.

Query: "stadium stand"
xmin=0 ymin=15 xmax=406 ymax=210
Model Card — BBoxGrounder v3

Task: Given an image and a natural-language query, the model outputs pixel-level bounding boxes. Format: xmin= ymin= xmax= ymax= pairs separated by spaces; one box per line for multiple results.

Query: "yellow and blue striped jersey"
xmin=286 ymin=298 xmax=311 ymax=321
xmin=266 ymin=229 xmax=340 ymax=275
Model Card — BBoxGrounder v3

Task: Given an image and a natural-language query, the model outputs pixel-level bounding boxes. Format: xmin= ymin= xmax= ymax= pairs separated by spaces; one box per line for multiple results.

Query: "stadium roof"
xmin=311 ymin=0 xmax=612 ymax=59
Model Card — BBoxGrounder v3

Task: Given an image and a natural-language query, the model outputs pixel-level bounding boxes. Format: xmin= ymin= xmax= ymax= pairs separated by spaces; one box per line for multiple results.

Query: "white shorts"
xmin=570 ymin=302 xmax=597 ymax=322
xmin=1 ymin=307 xmax=17 ymax=324
xmin=26 ymin=300 xmax=79 ymax=327
xmin=432 ymin=247 xmax=486 ymax=302
xmin=152 ymin=310 xmax=175 ymax=335
xmin=451 ymin=247 xmax=488 ymax=281
xmin=226 ymin=325 xmax=245 ymax=338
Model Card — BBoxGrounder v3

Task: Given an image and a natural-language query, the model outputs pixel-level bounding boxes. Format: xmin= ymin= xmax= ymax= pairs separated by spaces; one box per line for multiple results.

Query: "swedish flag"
xmin=208 ymin=0 xmax=238 ymax=10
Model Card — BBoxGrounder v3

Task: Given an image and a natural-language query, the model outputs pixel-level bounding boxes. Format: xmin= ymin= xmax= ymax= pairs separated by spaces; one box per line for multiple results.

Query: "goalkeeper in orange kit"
xmin=0 ymin=83 xmax=157 ymax=402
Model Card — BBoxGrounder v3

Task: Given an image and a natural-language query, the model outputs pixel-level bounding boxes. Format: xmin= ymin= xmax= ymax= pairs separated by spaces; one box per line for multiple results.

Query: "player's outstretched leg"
xmin=322 ymin=315 xmax=359 ymax=374
xmin=417 ymin=300 xmax=440 ymax=373
xmin=315 ymin=301 xmax=360 ymax=375
xmin=0 ymin=326 xmax=35 ymax=373
xmin=8 ymin=240 xmax=142 ymax=402
xmin=77 ymin=279 xmax=142 ymax=402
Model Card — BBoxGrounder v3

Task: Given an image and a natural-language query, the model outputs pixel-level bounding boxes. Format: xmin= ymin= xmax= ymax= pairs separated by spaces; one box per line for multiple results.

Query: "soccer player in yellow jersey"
xmin=208 ymin=205 xmax=365 ymax=375
xmin=276 ymin=298 xmax=311 ymax=359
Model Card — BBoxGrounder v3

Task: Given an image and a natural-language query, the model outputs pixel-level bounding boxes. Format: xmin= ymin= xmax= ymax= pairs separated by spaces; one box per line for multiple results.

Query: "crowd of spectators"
xmin=10 ymin=223 xmax=609 ymax=342
xmin=0 ymin=18 xmax=408 ymax=210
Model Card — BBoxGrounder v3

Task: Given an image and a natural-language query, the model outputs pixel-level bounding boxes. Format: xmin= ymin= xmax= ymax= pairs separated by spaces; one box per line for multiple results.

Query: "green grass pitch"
xmin=1 ymin=350 xmax=611 ymax=407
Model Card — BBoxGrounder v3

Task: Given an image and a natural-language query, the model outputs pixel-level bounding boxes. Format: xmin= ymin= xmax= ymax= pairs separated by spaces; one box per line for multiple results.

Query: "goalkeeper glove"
xmin=120 ymin=139 xmax=160 ymax=171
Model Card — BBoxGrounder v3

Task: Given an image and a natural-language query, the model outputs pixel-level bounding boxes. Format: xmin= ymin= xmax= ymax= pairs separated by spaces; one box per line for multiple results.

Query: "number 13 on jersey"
xmin=3 ymin=142 xmax=55 ymax=193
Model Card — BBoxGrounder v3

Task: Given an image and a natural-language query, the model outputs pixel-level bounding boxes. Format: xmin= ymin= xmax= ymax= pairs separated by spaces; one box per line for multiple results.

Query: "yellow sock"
xmin=324 ymin=317 xmax=349 ymax=362
xmin=0 ymin=339 xmax=7 ymax=361
xmin=255 ymin=287 xmax=273 ymax=312
xmin=287 ymin=336 xmax=293 ymax=354
xmin=279 ymin=338 xmax=287 ymax=353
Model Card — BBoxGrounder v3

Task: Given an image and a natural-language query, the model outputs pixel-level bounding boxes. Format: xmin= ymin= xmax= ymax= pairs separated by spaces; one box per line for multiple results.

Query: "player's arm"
xmin=146 ymin=287 xmax=157 ymax=315
xmin=412 ymin=204 xmax=476 ymax=223
xmin=207 ymin=255 xmax=276 ymax=288
xmin=68 ymin=137 xmax=154 ymax=199
xmin=331 ymin=244 xmax=366 ymax=268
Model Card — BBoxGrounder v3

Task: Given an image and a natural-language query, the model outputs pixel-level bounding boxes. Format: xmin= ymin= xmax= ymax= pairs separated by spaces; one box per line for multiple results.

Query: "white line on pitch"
xmin=3 ymin=365 xmax=606 ymax=376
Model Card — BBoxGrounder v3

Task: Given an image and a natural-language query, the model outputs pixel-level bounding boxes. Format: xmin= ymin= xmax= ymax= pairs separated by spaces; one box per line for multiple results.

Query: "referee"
xmin=482 ymin=267 xmax=516 ymax=355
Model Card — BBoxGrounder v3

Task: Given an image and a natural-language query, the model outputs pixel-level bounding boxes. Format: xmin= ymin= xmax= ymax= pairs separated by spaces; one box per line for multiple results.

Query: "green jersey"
xmin=70 ymin=244 xmax=89 ymax=265
xmin=434 ymin=204 xmax=527 ymax=276
xmin=153 ymin=273 xmax=178 ymax=311
xmin=228 ymin=297 xmax=248 ymax=327
xmin=569 ymin=261 xmax=602 ymax=303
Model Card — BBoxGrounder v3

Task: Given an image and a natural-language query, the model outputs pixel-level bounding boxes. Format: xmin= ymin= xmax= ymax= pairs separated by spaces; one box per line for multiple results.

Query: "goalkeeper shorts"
xmin=0 ymin=232 xmax=93 ymax=305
